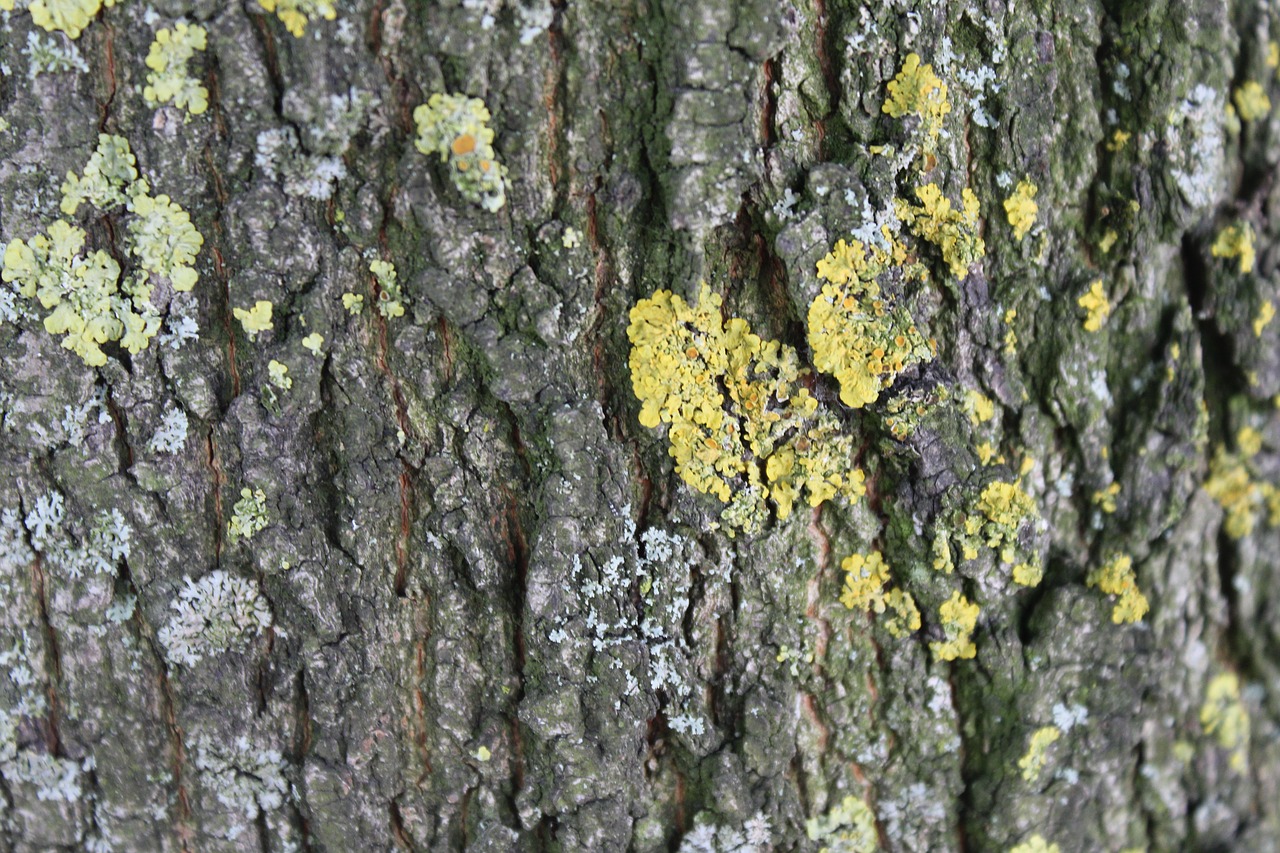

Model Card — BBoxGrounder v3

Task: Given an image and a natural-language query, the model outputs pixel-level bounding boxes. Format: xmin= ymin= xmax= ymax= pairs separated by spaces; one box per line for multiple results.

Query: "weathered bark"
xmin=0 ymin=0 xmax=1277 ymax=850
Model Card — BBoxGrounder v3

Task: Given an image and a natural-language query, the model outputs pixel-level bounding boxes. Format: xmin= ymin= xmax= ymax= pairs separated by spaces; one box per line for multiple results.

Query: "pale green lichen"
xmin=2 ymin=134 xmax=202 ymax=366
xmin=158 ymin=570 xmax=273 ymax=666
xmin=143 ymin=23 xmax=209 ymax=116
xmin=301 ymin=332 xmax=324 ymax=355
xmin=1233 ymin=81 xmax=1271 ymax=122
xmin=266 ymin=360 xmax=291 ymax=390
xmin=228 ymin=487 xmax=269 ymax=544
xmin=805 ymin=795 xmax=879 ymax=853
xmin=369 ymin=258 xmax=405 ymax=319
xmin=413 ymin=93 xmax=508 ymax=212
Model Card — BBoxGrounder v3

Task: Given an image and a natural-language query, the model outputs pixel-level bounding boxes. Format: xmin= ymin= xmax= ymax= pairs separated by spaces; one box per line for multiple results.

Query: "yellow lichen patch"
xmin=1211 ymin=222 xmax=1256 ymax=274
xmin=27 ymin=0 xmax=119 ymax=38
xmin=895 ymin=184 xmax=985 ymax=279
xmin=884 ymin=588 xmax=921 ymax=638
xmin=1018 ymin=725 xmax=1061 ymax=782
xmin=1201 ymin=673 xmax=1250 ymax=772
xmin=1252 ymin=300 xmax=1275 ymax=337
xmin=882 ymin=52 xmax=951 ymax=151
xmin=143 ymin=23 xmax=209 ymax=116
xmin=1238 ymin=426 xmax=1263 ymax=457
xmin=257 ymin=0 xmax=337 ymax=37
xmin=1203 ymin=446 xmax=1278 ymax=538
xmin=1009 ymin=834 xmax=1061 ymax=853
xmin=1269 ymin=41 xmax=1279 ymax=70
xmin=839 ymin=551 xmax=892 ymax=611
xmin=1077 ymin=280 xmax=1111 ymax=331
xmin=1098 ymin=229 xmax=1119 ymax=254
xmin=840 ymin=552 xmax=919 ymax=638
xmin=1086 ymin=554 xmax=1148 ymax=624
xmin=964 ymin=389 xmax=995 ymax=424
xmin=1011 ymin=563 xmax=1042 ymax=586
xmin=931 ymin=530 xmax=954 ymax=574
xmin=414 ymin=93 xmax=508 ymax=212
xmin=807 ymin=238 xmax=934 ymax=408
xmin=966 ymin=480 xmax=1040 ymax=579
xmin=1003 ymin=180 xmax=1038 ymax=241
xmin=234 ymin=300 xmax=274 ymax=337
xmin=629 ymin=285 xmax=865 ymax=534
xmin=930 ymin=591 xmax=979 ymax=661
xmin=805 ymin=795 xmax=879 ymax=852
xmin=1233 ymin=81 xmax=1271 ymax=122
xmin=1106 ymin=129 xmax=1131 ymax=152
xmin=1092 ymin=482 xmax=1121 ymax=514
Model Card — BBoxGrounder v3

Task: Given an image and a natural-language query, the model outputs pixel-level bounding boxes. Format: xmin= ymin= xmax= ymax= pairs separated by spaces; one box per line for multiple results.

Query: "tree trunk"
xmin=0 ymin=0 xmax=1276 ymax=850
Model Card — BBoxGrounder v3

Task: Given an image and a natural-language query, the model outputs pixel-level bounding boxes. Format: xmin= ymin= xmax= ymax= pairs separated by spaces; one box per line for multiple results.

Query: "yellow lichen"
xmin=1204 ymin=446 xmax=1277 ymax=538
xmin=1252 ymin=300 xmax=1274 ymax=337
xmin=1003 ymin=180 xmax=1038 ymax=241
xmin=257 ymin=0 xmax=336 ymax=37
xmin=882 ymin=53 xmax=951 ymax=151
xmin=807 ymin=237 xmax=934 ymax=408
xmin=895 ymin=184 xmax=985 ymax=279
xmin=840 ymin=551 xmax=919 ymax=638
xmin=1211 ymin=222 xmax=1256 ymax=274
xmin=143 ymin=23 xmax=209 ymax=116
xmin=969 ymin=480 xmax=1040 ymax=573
xmin=1106 ymin=129 xmax=1131 ymax=152
xmin=931 ymin=530 xmax=954 ymax=574
xmin=964 ymin=389 xmax=995 ymax=424
xmin=27 ymin=0 xmax=120 ymax=39
xmin=1233 ymin=81 xmax=1271 ymax=122
xmin=234 ymin=300 xmax=273 ymax=337
xmin=1018 ymin=725 xmax=1061 ymax=782
xmin=930 ymin=591 xmax=979 ymax=661
xmin=1201 ymin=673 xmax=1249 ymax=772
xmin=1086 ymin=554 xmax=1148 ymax=624
xmin=1092 ymin=482 xmax=1121 ymax=514
xmin=1077 ymin=280 xmax=1111 ymax=332
xmin=628 ymin=285 xmax=865 ymax=534
xmin=1008 ymin=834 xmax=1061 ymax=853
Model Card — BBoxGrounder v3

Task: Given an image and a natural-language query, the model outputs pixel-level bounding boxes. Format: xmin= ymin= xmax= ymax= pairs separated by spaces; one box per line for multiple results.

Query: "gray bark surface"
xmin=0 ymin=0 xmax=1277 ymax=850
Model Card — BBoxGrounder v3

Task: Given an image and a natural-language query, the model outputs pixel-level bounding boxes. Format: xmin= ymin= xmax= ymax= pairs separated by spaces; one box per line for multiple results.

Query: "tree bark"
xmin=0 ymin=0 xmax=1277 ymax=850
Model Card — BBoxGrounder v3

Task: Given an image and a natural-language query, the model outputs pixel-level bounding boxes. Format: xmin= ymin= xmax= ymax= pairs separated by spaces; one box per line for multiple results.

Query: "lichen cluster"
xmin=143 ymin=23 xmax=209 ymax=116
xmin=2 ymin=134 xmax=203 ymax=366
xmin=1018 ymin=725 xmax=1061 ymax=782
xmin=414 ymin=93 xmax=508 ymax=212
xmin=806 ymin=236 xmax=935 ymax=408
xmin=894 ymin=183 xmax=985 ymax=279
xmin=369 ymin=258 xmax=405 ymax=319
xmin=1203 ymin=437 xmax=1280 ymax=539
xmin=930 ymin=590 xmax=979 ymax=661
xmin=257 ymin=0 xmax=336 ymax=37
xmin=839 ymin=550 xmax=921 ymax=639
xmin=1085 ymin=553 xmax=1149 ymax=624
xmin=1003 ymin=179 xmax=1039 ymax=241
xmin=946 ymin=479 xmax=1044 ymax=587
xmin=1 ymin=0 xmax=121 ymax=39
xmin=1210 ymin=221 xmax=1256 ymax=274
xmin=627 ymin=284 xmax=866 ymax=534
xmin=881 ymin=52 xmax=950 ymax=152
xmin=157 ymin=570 xmax=273 ymax=667
xmin=1200 ymin=672 xmax=1250 ymax=772
xmin=1077 ymin=279 xmax=1111 ymax=331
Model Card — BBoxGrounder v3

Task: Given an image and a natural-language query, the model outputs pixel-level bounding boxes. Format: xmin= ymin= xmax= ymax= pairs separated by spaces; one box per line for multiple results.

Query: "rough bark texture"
xmin=0 ymin=0 xmax=1278 ymax=851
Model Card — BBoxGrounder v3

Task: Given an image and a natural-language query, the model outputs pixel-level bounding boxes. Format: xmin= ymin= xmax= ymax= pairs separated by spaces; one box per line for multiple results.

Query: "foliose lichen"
xmin=413 ymin=93 xmax=509 ymax=212
xmin=142 ymin=23 xmax=209 ymax=117
xmin=2 ymin=135 xmax=203 ymax=366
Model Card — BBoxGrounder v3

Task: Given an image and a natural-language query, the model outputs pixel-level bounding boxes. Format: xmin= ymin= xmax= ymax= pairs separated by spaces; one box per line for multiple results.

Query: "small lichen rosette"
xmin=2 ymin=135 xmax=203 ymax=366
xmin=627 ymin=284 xmax=866 ymax=534
xmin=807 ymin=237 xmax=935 ymax=408
xmin=413 ymin=93 xmax=508 ymax=212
